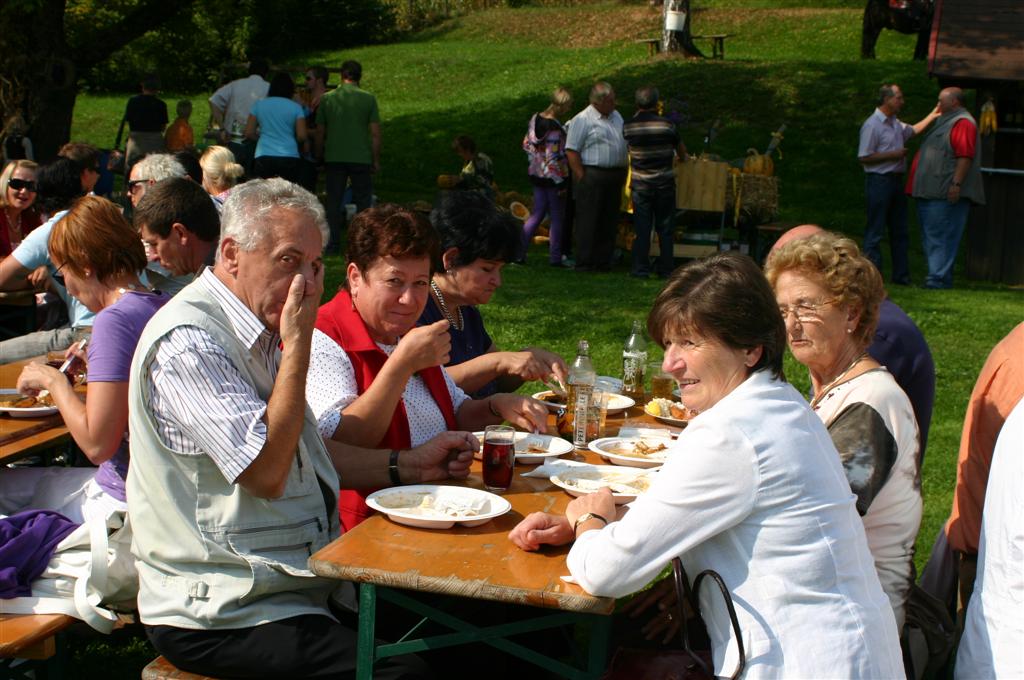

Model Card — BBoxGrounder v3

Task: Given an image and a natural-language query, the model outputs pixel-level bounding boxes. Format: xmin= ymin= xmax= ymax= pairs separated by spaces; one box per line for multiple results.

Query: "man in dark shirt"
xmin=122 ymin=73 xmax=168 ymax=176
xmin=622 ymin=86 xmax=686 ymax=278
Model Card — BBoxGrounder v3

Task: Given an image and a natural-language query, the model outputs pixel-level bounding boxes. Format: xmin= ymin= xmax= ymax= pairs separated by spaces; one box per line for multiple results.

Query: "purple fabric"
xmin=417 ymin=297 xmax=496 ymax=399
xmin=0 ymin=510 xmax=79 ymax=598
xmin=87 ymin=290 xmax=170 ymax=501
xmin=522 ymin=185 xmax=565 ymax=264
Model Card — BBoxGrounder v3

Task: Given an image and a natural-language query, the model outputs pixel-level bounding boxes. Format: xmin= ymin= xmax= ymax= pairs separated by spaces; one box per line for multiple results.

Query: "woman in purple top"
xmin=5 ymin=196 xmax=168 ymax=523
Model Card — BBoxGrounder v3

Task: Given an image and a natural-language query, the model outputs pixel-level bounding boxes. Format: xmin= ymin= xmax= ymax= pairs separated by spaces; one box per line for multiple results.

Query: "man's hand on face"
xmin=280 ymin=266 xmax=324 ymax=348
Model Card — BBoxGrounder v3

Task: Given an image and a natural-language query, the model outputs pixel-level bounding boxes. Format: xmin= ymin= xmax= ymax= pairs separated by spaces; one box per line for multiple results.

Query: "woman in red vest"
xmin=309 ymin=204 xmax=548 ymax=530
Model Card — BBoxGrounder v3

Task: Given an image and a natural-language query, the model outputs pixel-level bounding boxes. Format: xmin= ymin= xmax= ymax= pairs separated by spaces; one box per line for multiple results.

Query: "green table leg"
xmin=356 ymin=583 xmax=377 ymax=680
xmin=586 ymin=613 xmax=612 ymax=679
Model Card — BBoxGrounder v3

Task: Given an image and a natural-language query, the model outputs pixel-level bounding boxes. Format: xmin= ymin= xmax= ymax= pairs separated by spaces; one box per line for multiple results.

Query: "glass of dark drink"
xmin=482 ymin=424 xmax=515 ymax=492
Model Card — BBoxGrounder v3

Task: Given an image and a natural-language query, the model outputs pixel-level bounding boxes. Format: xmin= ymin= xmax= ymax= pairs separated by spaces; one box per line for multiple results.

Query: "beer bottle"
xmin=566 ymin=340 xmax=596 ymax=448
xmin=622 ymin=320 xmax=647 ymax=401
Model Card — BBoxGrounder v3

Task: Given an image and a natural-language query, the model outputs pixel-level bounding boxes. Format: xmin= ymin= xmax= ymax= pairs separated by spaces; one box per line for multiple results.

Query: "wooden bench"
xmin=142 ymin=656 xmax=223 ymax=680
xmin=0 ymin=613 xmax=75 ymax=679
xmin=635 ymin=37 xmax=661 ymax=57
xmin=692 ymin=33 xmax=733 ymax=59
xmin=753 ymin=221 xmax=798 ymax=262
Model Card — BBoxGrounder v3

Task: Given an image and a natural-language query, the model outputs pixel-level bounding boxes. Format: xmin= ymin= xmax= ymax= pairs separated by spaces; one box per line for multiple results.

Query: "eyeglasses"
xmin=52 ymin=263 xmax=67 ymax=288
xmin=778 ymin=298 xmax=839 ymax=323
xmin=8 ymin=178 xmax=37 ymax=192
xmin=126 ymin=179 xmax=149 ymax=195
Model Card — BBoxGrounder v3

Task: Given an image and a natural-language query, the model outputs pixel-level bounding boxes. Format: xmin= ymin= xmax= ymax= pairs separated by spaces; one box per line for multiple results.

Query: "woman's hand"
xmin=489 ymin=394 xmax=548 ymax=433
xmin=391 ymin=319 xmax=451 ymax=376
xmin=16 ymin=362 xmax=64 ymax=396
xmin=508 ymin=512 xmax=573 ymax=551
xmin=403 ymin=430 xmax=476 ymax=482
xmin=499 ymin=348 xmax=568 ymax=384
xmin=621 ymin=577 xmax=682 ymax=644
xmin=565 ymin=487 xmax=616 ymax=532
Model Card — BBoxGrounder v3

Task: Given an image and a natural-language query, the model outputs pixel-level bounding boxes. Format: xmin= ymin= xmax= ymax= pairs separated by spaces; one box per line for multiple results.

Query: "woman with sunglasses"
xmin=765 ymin=231 xmax=921 ymax=630
xmin=0 ymin=160 xmax=42 ymax=257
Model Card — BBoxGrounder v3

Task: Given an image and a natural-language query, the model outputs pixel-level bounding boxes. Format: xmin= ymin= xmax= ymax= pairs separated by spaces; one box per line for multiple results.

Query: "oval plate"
xmin=531 ymin=390 xmax=566 ymax=412
xmin=0 ymin=388 xmax=59 ymax=418
xmin=366 ymin=485 xmax=511 ymax=529
xmin=549 ymin=465 xmax=654 ymax=504
xmin=589 ymin=437 xmax=670 ymax=469
xmin=652 ymin=414 xmax=690 ymax=428
xmin=603 ymin=393 xmax=635 ymax=415
xmin=472 ymin=431 xmax=572 ymax=464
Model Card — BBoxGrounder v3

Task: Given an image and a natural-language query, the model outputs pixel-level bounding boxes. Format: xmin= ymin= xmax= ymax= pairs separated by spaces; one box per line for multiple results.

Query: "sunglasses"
xmin=8 ymin=178 xmax=37 ymax=192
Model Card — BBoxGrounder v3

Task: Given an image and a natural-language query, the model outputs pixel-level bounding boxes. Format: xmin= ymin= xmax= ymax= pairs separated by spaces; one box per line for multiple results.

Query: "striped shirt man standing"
xmin=623 ymin=86 xmax=686 ymax=278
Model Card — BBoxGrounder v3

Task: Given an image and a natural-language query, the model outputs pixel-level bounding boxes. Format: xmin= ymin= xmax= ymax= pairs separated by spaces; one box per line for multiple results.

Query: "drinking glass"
xmin=482 ymin=425 xmax=515 ymax=492
xmin=649 ymin=362 xmax=674 ymax=400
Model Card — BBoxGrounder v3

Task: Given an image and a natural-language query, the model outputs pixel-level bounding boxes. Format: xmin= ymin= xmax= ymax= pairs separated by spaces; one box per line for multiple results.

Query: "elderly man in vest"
xmin=127 ymin=178 xmax=473 ymax=678
xmin=907 ymin=87 xmax=985 ymax=289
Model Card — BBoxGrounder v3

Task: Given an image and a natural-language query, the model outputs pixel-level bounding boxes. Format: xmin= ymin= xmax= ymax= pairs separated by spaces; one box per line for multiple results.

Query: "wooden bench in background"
xmin=0 ymin=613 xmax=75 ymax=679
xmin=635 ymin=37 xmax=661 ymax=57
xmin=692 ymin=33 xmax=733 ymax=59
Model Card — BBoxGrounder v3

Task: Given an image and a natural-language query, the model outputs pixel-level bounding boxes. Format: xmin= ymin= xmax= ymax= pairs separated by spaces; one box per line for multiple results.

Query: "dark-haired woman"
xmin=307 ymin=204 xmax=547 ymax=530
xmin=421 ymin=191 xmax=567 ymax=399
xmin=2 ymin=196 xmax=168 ymax=522
xmin=246 ymin=72 xmax=306 ymax=185
xmin=510 ymin=252 xmax=904 ymax=678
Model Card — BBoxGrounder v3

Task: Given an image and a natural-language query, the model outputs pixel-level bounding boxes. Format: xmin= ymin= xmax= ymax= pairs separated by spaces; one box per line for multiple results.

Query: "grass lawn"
xmin=64 ymin=1 xmax=1020 ymax=675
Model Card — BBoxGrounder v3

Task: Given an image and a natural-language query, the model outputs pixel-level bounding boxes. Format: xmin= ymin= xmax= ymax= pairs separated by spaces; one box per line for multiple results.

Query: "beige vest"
xmin=911 ymin=109 xmax=985 ymax=205
xmin=126 ymin=279 xmax=340 ymax=629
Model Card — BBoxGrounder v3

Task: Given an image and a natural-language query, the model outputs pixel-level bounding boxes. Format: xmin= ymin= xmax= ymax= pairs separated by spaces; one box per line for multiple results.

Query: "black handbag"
xmin=603 ymin=557 xmax=746 ymax=680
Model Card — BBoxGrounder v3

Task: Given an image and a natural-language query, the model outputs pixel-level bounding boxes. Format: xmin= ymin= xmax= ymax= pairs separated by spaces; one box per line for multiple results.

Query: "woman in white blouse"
xmin=307 ymin=204 xmax=547 ymax=530
xmin=510 ymin=252 xmax=904 ymax=679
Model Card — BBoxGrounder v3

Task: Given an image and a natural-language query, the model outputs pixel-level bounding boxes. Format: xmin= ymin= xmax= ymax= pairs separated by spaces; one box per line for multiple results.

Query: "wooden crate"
xmin=675 ymin=158 xmax=729 ymax=212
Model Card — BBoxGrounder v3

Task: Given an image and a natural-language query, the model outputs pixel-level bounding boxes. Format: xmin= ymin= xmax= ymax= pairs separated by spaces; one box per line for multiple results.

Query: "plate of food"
xmin=549 ymin=465 xmax=654 ymax=504
xmin=532 ymin=390 xmax=566 ymax=412
xmin=589 ymin=436 xmax=673 ymax=469
xmin=532 ymin=391 xmax=635 ymax=415
xmin=644 ymin=398 xmax=698 ymax=427
xmin=0 ymin=389 xmax=59 ymax=418
xmin=472 ymin=431 xmax=573 ymax=464
xmin=365 ymin=485 xmax=512 ymax=529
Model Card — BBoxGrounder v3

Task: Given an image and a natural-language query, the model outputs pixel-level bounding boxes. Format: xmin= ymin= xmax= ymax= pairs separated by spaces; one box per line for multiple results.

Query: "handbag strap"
xmin=671 ymin=557 xmax=747 ymax=680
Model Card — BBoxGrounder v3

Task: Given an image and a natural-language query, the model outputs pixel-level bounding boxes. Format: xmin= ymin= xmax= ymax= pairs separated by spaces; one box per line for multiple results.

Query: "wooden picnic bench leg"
xmin=714 ymin=37 xmax=724 ymax=59
xmin=356 ymin=584 xmax=377 ymax=680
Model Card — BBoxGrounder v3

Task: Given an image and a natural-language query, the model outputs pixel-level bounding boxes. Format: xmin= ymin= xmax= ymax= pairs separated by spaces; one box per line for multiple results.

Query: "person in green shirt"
xmin=314 ymin=60 xmax=381 ymax=252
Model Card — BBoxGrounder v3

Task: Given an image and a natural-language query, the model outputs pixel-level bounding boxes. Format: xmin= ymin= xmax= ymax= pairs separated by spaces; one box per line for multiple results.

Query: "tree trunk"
xmin=662 ymin=0 xmax=705 ymax=57
xmin=1 ymin=0 xmax=198 ymax=161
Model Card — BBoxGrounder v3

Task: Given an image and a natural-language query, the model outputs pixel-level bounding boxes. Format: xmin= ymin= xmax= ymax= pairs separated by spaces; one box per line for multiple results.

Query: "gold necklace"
xmin=430 ymin=279 xmax=463 ymax=331
xmin=810 ymin=351 xmax=869 ymax=410
xmin=4 ymin=208 xmax=21 ymax=243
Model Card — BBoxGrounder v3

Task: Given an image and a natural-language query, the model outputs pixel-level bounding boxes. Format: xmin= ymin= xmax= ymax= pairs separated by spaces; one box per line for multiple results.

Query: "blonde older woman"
xmin=199 ymin=145 xmax=245 ymax=210
xmin=765 ymin=231 xmax=921 ymax=629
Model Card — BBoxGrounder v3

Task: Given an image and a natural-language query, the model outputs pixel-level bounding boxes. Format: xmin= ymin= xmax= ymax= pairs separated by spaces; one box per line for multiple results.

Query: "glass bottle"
xmin=565 ymin=340 xmax=597 ymax=448
xmin=622 ymin=320 xmax=648 ymax=401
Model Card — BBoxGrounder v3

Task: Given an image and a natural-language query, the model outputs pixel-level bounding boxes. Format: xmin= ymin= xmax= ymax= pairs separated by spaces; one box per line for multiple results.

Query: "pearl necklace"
xmin=430 ymin=279 xmax=463 ymax=331
xmin=810 ymin=351 xmax=869 ymax=410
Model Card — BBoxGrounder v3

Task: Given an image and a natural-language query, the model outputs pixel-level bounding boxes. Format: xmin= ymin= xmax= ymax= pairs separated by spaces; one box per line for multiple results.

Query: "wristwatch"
xmin=573 ymin=512 xmax=609 ymax=535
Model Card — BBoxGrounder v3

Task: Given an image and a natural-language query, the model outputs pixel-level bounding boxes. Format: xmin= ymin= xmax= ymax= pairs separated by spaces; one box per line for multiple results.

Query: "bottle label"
xmin=573 ymin=386 xmax=592 ymax=447
xmin=622 ymin=352 xmax=647 ymax=394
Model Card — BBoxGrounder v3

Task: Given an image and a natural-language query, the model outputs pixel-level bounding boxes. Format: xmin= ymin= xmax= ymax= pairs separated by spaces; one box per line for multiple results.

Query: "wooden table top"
xmin=309 ymin=402 xmax=680 ymax=617
xmin=0 ymin=357 xmax=73 ymax=464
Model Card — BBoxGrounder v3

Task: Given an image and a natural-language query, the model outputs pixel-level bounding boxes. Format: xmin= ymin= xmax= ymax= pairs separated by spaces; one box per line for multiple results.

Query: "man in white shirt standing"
xmin=565 ymin=82 xmax=628 ymax=272
xmin=857 ymin=84 xmax=937 ymax=285
xmin=209 ymin=59 xmax=270 ymax=177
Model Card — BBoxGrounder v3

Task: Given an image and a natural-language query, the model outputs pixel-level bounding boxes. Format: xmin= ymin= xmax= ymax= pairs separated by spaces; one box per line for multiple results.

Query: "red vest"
xmin=315 ymin=289 xmax=458 ymax=531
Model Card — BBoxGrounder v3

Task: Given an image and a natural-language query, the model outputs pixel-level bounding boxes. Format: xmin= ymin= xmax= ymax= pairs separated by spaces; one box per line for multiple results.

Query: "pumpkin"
xmin=509 ymin=201 xmax=530 ymax=221
xmin=743 ymin=148 xmax=774 ymax=176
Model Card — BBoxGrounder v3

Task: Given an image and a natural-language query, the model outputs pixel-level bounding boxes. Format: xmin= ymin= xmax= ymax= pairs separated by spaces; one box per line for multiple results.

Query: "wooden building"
xmin=929 ymin=0 xmax=1024 ymax=285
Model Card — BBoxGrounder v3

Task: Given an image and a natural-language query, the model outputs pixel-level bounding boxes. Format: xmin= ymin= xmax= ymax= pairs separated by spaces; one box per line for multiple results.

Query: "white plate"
xmin=603 ymin=393 xmax=635 ymax=415
xmin=589 ymin=437 xmax=671 ymax=469
xmin=472 ymin=431 xmax=573 ymax=464
xmin=0 ymin=389 xmax=59 ymax=418
xmin=596 ymin=376 xmax=624 ymax=392
xmin=532 ymin=390 xmax=566 ymax=412
xmin=366 ymin=485 xmax=511 ymax=529
xmin=652 ymin=414 xmax=690 ymax=428
xmin=549 ymin=465 xmax=654 ymax=504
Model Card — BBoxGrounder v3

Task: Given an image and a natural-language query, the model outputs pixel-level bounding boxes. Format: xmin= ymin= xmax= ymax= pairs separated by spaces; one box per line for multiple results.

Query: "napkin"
xmin=520 ymin=458 xmax=595 ymax=479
